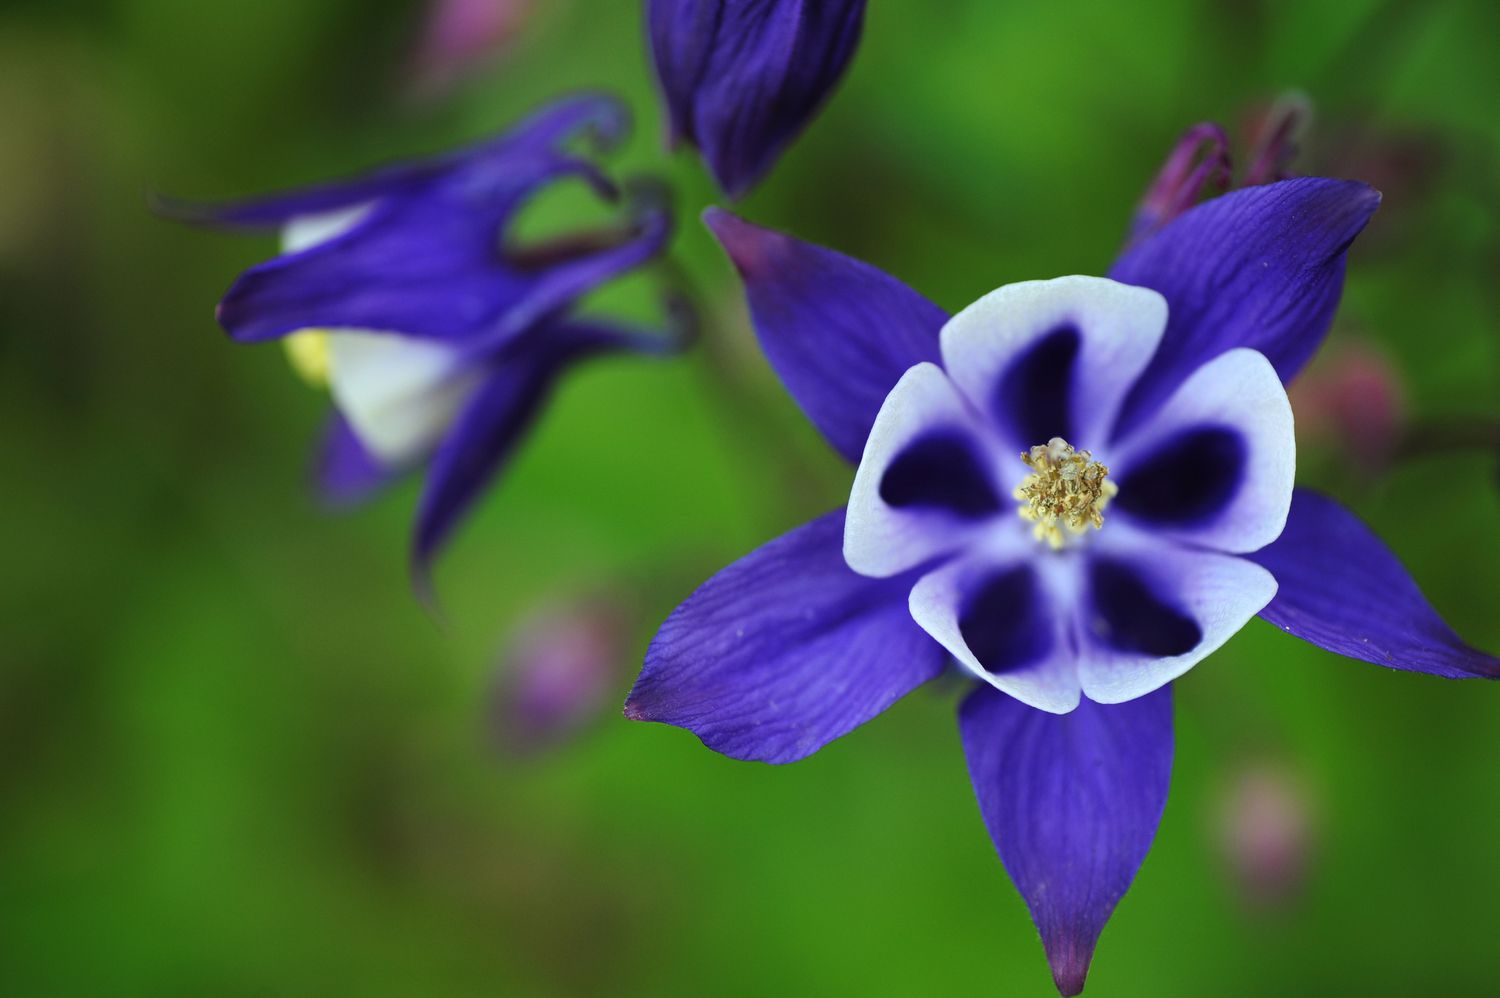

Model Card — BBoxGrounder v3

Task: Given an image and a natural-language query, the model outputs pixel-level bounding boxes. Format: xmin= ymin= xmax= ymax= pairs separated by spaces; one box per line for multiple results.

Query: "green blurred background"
xmin=3 ymin=0 xmax=1499 ymax=994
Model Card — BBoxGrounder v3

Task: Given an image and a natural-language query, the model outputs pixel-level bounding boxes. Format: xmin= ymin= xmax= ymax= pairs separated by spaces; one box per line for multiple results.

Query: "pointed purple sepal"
xmin=627 ymin=508 xmax=948 ymax=764
xmin=1109 ymin=177 xmax=1380 ymax=438
xmin=704 ymin=208 xmax=945 ymax=464
xmin=960 ymin=684 xmax=1174 ymax=996
xmin=1251 ymin=489 xmax=1500 ymax=679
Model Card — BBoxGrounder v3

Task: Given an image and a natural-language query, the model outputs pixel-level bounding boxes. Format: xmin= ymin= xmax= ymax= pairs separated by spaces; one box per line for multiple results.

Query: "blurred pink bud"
xmin=1215 ymin=761 xmax=1317 ymax=911
xmin=488 ymin=591 xmax=633 ymax=755
xmin=406 ymin=0 xmax=539 ymax=101
xmin=1288 ymin=339 xmax=1407 ymax=475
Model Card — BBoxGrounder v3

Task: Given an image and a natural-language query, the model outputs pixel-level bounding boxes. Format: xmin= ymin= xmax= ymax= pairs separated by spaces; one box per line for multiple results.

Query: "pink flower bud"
xmin=1288 ymin=339 xmax=1407 ymax=475
xmin=488 ymin=590 xmax=633 ymax=755
xmin=1215 ymin=761 xmax=1317 ymax=911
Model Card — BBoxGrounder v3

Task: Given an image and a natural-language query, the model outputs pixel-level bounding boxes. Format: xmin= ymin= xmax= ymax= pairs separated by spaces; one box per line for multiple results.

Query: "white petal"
xmin=280 ymin=204 xmax=375 ymax=253
xmin=1111 ymin=347 xmax=1295 ymax=553
xmin=844 ymin=363 xmax=1005 ymax=578
xmin=939 ymin=276 xmax=1168 ymax=450
xmin=280 ymin=204 xmax=474 ymax=467
xmin=1077 ymin=529 xmax=1278 ymax=703
xmin=908 ymin=550 xmax=1081 ymax=714
xmin=327 ymin=332 xmax=484 ymax=466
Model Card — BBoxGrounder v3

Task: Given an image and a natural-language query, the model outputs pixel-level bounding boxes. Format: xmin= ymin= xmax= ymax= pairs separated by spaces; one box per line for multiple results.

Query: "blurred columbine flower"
xmin=625 ymin=153 xmax=1499 ymax=990
xmin=647 ymin=0 xmax=866 ymax=199
xmin=1287 ymin=337 xmax=1406 ymax=477
xmin=164 ymin=94 xmax=686 ymax=582
xmin=1215 ymin=760 xmax=1317 ymax=911
xmin=489 ymin=590 xmax=633 ymax=755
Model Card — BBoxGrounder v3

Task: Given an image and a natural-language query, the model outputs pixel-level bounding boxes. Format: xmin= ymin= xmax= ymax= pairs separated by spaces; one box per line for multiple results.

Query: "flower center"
xmin=1013 ymin=436 xmax=1117 ymax=550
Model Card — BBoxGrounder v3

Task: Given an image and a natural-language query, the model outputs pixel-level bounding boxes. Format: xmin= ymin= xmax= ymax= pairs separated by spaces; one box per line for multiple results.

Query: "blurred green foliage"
xmin=2 ymin=0 xmax=1499 ymax=994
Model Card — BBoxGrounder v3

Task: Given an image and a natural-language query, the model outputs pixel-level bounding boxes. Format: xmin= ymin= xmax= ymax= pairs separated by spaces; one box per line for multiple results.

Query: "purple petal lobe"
xmin=845 ymin=362 xmax=1005 ymax=578
xmin=1088 ymin=557 xmax=1201 ymax=656
xmin=704 ymin=208 xmax=945 ymax=463
xmin=880 ymin=430 xmax=1002 ymax=517
xmin=1109 ymin=178 xmax=1380 ymax=436
xmin=908 ymin=549 xmax=1080 ymax=715
xmin=155 ymin=92 xmax=628 ymax=228
xmin=648 ymin=0 xmax=867 ymax=198
xmin=1114 ymin=426 xmax=1245 ymax=526
xmin=959 ymin=565 xmax=1055 ymax=674
xmin=1250 ymin=489 xmax=1500 ymax=679
xmin=314 ymin=412 xmax=393 ymax=506
xmin=1078 ymin=532 xmax=1276 ymax=705
xmin=1109 ymin=348 xmax=1294 ymax=554
xmin=627 ymin=508 xmax=948 ymax=764
xmin=960 ymin=684 xmax=1174 ymax=997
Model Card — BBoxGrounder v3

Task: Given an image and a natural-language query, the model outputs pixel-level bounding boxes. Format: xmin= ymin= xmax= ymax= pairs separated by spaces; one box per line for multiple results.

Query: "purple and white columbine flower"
xmin=648 ymin=0 xmax=866 ymax=199
xmin=165 ymin=94 xmax=683 ymax=580
xmin=625 ymin=170 xmax=1498 ymax=992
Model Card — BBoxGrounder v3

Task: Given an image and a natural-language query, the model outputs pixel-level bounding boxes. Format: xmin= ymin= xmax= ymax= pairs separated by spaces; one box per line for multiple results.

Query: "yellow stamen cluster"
xmin=1014 ymin=436 xmax=1118 ymax=550
xmin=282 ymin=329 xmax=333 ymax=388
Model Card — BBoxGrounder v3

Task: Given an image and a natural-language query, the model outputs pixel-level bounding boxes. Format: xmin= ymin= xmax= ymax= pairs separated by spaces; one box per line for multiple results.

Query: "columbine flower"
xmin=625 ymin=164 xmax=1498 ymax=992
xmin=647 ymin=0 xmax=866 ymax=199
xmin=163 ymin=94 xmax=684 ymax=581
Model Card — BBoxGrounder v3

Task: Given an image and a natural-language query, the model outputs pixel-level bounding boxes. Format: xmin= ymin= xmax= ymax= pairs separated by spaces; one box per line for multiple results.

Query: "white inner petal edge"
xmin=939 ymin=275 xmax=1169 ymax=451
xmin=1109 ymin=347 xmax=1296 ymax=553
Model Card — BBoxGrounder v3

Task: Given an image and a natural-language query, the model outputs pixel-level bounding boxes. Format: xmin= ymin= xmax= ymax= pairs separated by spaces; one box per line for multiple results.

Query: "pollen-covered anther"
xmin=1013 ymin=436 xmax=1118 ymax=550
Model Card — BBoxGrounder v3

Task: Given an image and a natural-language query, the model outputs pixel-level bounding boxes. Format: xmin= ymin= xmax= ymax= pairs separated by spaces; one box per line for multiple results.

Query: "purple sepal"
xmin=648 ymin=0 xmax=867 ymax=198
xmin=154 ymin=93 xmax=628 ymax=228
xmin=626 ymin=508 xmax=948 ymax=764
xmin=960 ymin=684 xmax=1174 ymax=997
xmin=216 ymin=165 xmax=670 ymax=346
xmin=1109 ymin=177 xmax=1380 ymax=438
xmin=412 ymin=313 xmax=691 ymax=583
xmin=704 ymin=208 xmax=945 ymax=464
xmin=313 ymin=412 xmax=392 ymax=507
xmin=1125 ymin=122 xmax=1231 ymax=248
xmin=1250 ymin=489 xmax=1500 ymax=679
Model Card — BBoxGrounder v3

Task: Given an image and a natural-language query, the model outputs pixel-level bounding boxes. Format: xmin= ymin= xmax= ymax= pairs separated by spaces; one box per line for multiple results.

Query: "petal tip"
xmin=703 ymin=208 xmax=780 ymax=278
xmin=1048 ymin=952 xmax=1091 ymax=997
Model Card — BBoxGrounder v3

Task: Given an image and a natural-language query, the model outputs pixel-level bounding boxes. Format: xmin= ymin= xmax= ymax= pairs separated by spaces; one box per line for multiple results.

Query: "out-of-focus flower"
xmin=1288 ymin=338 xmax=1407 ymax=476
xmin=647 ymin=0 xmax=866 ymax=199
xmin=1215 ymin=760 xmax=1317 ymax=911
xmin=162 ymin=94 xmax=687 ymax=583
xmin=489 ymin=590 xmax=634 ymax=755
xmin=627 ymin=132 xmax=1498 ymax=993
xmin=406 ymin=0 xmax=540 ymax=102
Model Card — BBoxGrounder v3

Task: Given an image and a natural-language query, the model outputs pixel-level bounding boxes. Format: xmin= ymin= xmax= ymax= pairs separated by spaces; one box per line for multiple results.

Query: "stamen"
xmin=1013 ymin=436 xmax=1118 ymax=550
